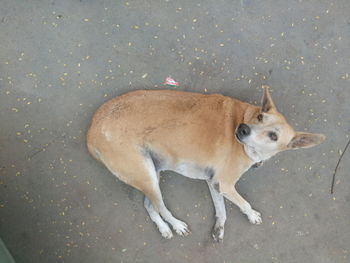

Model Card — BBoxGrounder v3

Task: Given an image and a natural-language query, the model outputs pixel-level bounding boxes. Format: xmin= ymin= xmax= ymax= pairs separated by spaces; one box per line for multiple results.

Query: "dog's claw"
xmin=173 ymin=220 xmax=191 ymax=236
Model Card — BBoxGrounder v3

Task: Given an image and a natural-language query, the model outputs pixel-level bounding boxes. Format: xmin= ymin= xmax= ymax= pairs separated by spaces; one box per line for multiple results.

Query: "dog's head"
xmin=236 ymin=85 xmax=325 ymax=162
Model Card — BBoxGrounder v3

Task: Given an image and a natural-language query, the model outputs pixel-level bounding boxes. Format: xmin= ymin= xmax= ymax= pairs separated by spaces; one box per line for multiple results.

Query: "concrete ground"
xmin=0 ymin=0 xmax=349 ymax=262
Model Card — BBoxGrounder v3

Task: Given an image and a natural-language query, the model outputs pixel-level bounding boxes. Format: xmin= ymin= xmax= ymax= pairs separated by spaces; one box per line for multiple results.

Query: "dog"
xmin=86 ymin=86 xmax=325 ymax=241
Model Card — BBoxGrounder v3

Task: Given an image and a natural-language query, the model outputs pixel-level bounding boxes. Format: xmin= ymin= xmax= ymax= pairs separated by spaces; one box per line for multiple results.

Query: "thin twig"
xmin=28 ymin=141 xmax=53 ymax=160
xmin=331 ymin=137 xmax=350 ymax=194
xmin=27 ymin=134 xmax=66 ymax=160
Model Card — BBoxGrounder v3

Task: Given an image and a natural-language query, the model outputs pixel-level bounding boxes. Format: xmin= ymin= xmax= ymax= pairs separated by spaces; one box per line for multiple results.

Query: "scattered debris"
xmin=164 ymin=77 xmax=179 ymax=87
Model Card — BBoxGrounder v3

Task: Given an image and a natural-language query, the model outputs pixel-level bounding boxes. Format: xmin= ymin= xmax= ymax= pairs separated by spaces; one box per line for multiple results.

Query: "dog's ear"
xmin=261 ymin=85 xmax=276 ymax=112
xmin=287 ymin=132 xmax=326 ymax=149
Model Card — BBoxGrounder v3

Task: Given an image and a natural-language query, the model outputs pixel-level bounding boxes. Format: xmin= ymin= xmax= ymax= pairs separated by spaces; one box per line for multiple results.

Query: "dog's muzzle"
xmin=236 ymin=123 xmax=251 ymax=142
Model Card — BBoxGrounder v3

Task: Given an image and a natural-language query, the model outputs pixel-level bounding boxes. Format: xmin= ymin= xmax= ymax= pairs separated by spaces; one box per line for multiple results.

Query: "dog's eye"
xmin=257 ymin=114 xmax=263 ymax=122
xmin=268 ymin=132 xmax=278 ymax=141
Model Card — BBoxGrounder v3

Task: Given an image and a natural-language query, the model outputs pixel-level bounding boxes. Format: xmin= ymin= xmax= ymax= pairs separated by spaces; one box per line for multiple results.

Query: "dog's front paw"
xmin=212 ymin=225 xmax=224 ymax=242
xmin=247 ymin=209 xmax=262 ymax=224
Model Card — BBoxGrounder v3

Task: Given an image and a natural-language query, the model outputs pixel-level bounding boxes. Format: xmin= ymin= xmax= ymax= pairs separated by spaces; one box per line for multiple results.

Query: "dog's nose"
xmin=238 ymin=123 xmax=251 ymax=137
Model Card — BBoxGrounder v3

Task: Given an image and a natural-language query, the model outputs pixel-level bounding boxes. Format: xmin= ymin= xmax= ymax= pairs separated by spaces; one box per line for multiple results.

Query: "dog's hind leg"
xmin=143 ymin=167 xmax=173 ymax=239
xmin=144 ymin=197 xmax=173 ymax=239
xmin=141 ymin=157 xmax=190 ymax=237
xmin=142 ymin=157 xmax=190 ymax=236
xmin=101 ymin=148 xmax=190 ymax=237
xmin=154 ymin=194 xmax=191 ymax=236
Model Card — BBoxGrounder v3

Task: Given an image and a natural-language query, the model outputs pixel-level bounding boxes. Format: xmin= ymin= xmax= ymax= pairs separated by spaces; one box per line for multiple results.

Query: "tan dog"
xmin=86 ymin=86 xmax=325 ymax=241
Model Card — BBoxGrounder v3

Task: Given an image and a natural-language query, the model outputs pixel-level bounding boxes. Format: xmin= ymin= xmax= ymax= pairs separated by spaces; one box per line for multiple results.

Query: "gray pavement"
xmin=0 ymin=0 xmax=349 ymax=262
